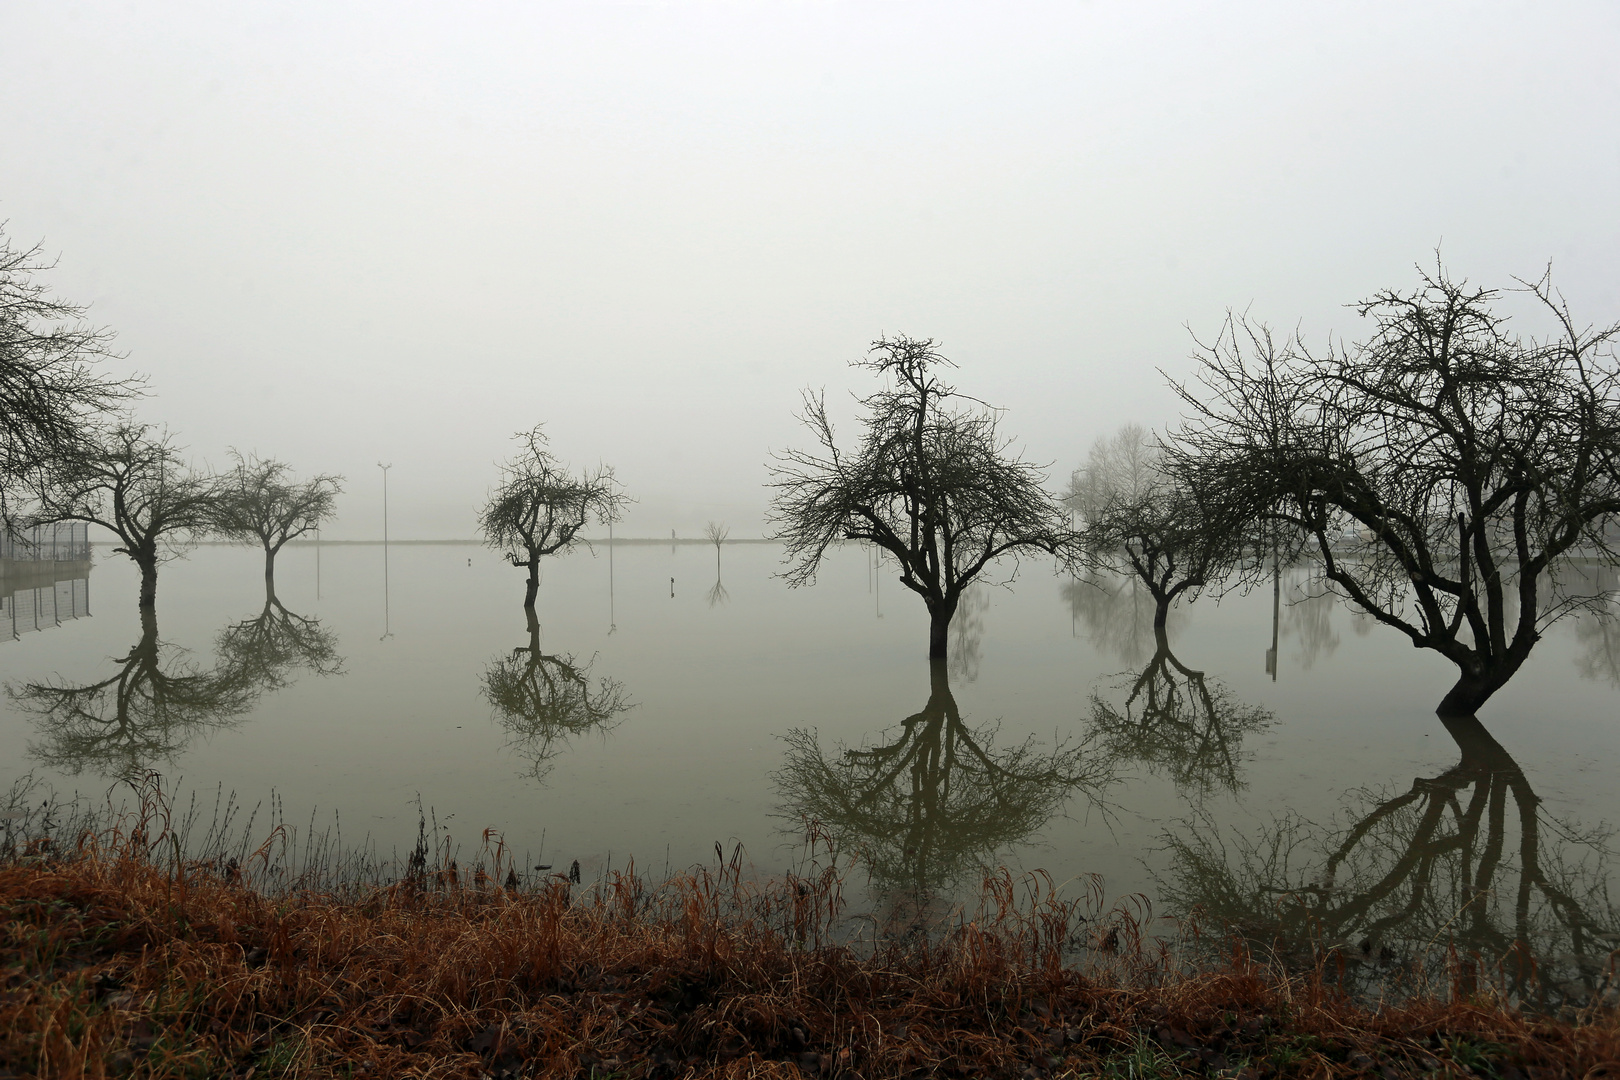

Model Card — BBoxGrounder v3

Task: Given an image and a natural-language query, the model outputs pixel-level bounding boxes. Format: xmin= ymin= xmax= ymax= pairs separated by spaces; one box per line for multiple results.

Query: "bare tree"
xmin=704 ymin=519 xmax=729 ymax=566
xmin=478 ymin=426 xmax=626 ymax=608
xmin=1070 ymin=423 xmax=1252 ymax=630
xmin=31 ymin=422 xmax=214 ymax=608
xmin=769 ymin=336 xmax=1067 ymax=658
xmin=1174 ymin=264 xmax=1620 ymax=715
xmin=211 ymin=451 xmax=343 ymax=586
xmin=0 ymin=228 xmax=139 ymax=517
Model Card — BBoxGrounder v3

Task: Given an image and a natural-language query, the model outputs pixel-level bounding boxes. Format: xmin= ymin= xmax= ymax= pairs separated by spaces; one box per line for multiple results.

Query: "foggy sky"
xmin=3 ymin=1 xmax=1617 ymax=539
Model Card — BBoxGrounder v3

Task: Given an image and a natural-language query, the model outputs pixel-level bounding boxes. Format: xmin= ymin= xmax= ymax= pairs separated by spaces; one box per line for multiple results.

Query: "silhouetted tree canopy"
xmin=211 ymin=451 xmax=342 ymax=584
xmin=0 ymin=228 xmax=138 ymax=517
xmin=1174 ymin=264 xmax=1620 ymax=715
xmin=478 ymin=426 xmax=625 ymax=608
xmin=31 ymin=422 xmax=214 ymax=608
xmin=1069 ymin=424 xmax=1252 ymax=629
xmin=769 ymin=336 xmax=1066 ymax=658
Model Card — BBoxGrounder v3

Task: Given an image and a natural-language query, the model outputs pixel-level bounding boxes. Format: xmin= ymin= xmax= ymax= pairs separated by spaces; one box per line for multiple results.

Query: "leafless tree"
xmin=478 ymin=426 xmax=626 ymax=608
xmin=704 ymin=519 xmax=729 ymax=571
xmin=1173 ymin=264 xmax=1620 ymax=715
xmin=769 ymin=336 xmax=1067 ymax=658
xmin=1070 ymin=423 xmax=1254 ymax=630
xmin=31 ymin=422 xmax=214 ymax=608
xmin=0 ymin=227 xmax=139 ymax=518
xmin=211 ymin=451 xmax=343 ymax=586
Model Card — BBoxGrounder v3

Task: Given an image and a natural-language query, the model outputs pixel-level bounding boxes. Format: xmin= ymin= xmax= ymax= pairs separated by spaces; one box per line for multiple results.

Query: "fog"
xmin=2 ymin=0 xmax=1616 ymax=538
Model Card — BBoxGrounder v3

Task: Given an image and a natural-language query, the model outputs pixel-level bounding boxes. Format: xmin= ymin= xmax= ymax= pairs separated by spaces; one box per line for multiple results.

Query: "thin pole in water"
xmin=379 ymin=462 xmax=393 ymax=640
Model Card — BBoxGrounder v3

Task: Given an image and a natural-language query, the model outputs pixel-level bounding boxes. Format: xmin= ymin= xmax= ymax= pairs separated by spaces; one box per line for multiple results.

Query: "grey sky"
xmin=3 ymin=0 xmax=1616 ymax=539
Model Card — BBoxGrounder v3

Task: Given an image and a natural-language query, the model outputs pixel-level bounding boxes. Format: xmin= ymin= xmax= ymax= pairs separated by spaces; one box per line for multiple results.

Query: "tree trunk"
xmin=1152 ymin=594 xmax=1172 ymax=630
xmin=137 ymin=558 xmax=158 ymax=609
xmin=524 ymin=558 xmax=540 ymax=609
xmin=264 ymin=546 xmax=276 ymax=589
xmin=1437 ymin=667 xmax=1514 ymax=717
xmin=928 ymin=607 xmax=951 ymax=659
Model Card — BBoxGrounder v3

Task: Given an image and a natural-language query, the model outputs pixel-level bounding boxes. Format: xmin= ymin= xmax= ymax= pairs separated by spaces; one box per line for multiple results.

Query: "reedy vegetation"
xmin=3 ymin=782 xmax=1617 ymax=1079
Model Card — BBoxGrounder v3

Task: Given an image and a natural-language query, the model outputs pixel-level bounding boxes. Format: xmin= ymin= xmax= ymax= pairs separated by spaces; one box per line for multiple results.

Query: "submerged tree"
xmin=770 ymin=336 xmax=1067 ymax=658
xmin=1069 ymin=424 xmax=1252 ymax=629
xmin=0 ymin=228 xmax=138 ymax=518
xmin=478 ymin=426 xmax=626 ymax=608
xmin=31 ymin=422 xmax=214 ymax=608
xmin=1175 ymin=265 xmax=1620 ymax=715
xmin=776 ymin=660 xmax=1110 ymax=910
xmin=211 ymin=451 xmax=343 ymax=585
xmin=481 ymin=611 xmax=631 ymax=782
xmin=1156 ymin=715 xmax=1620 ymax=1008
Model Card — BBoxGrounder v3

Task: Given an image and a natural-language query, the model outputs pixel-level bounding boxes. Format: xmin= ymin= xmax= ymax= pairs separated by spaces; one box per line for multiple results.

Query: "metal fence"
xmin=0 ymin=576 xmax=90 ymax=640
xmin=0 ymin=522 xmax=91 ymax=561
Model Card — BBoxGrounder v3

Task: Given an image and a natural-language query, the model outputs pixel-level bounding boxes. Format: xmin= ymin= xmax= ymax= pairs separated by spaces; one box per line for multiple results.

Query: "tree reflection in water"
xmin=1062 ymin=563 xmax=1171 ymax=668
xmin=1157 ymin=715 xmax=1620 ymax=1007
xmin=214 ymin=584 xmax=344 ymax=693
xmin=481 ymin=609 xmax=630 ymax=782
xmin=776 ymin=660 xmax=1112 ymax=928
xmin=10 ymin=590 xmax=343 ymax=778
xmin=1088 ymin=626 xmax=1273 ymax=799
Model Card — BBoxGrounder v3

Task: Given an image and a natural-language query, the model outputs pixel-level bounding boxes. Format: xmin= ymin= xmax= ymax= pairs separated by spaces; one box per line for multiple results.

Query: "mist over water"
xmin=3 ymin=539 xmax=1617 ymax=993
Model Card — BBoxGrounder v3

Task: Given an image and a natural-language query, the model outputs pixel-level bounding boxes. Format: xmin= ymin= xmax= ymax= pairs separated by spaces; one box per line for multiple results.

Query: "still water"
xmin=3 ymin=540 xmax=1618 ymax=998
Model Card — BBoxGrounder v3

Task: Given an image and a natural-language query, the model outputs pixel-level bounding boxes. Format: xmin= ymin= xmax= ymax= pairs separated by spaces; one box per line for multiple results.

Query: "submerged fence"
xmin=0 ymin=523 xmax=92 ymax=640
xmin=0 ymin=522 xmax=90 ymax=561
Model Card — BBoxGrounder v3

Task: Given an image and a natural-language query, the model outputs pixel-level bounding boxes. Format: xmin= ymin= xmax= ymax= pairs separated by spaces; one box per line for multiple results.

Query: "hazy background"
xmin=2 ymin=0 xmax=1616 ymax=539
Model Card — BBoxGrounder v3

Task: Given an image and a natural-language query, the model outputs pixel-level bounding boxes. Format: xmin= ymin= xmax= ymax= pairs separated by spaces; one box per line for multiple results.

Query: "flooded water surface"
xmin=3 ymin=540 xmax=1618 ymax=999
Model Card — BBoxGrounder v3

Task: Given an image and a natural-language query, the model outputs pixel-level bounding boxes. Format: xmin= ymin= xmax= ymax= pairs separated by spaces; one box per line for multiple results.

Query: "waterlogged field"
xmin=2 ymin=539 xmax=1618 ymax=996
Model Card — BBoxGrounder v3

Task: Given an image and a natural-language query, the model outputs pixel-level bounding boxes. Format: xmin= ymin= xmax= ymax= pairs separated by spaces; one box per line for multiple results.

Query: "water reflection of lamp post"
xmin=378 ymin=462 xmax=393 ymax=640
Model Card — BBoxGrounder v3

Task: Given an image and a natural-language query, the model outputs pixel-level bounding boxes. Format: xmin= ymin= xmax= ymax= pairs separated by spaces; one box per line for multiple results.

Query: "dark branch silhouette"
xmin=210 ymin=451 xmax=342 ymax=586
xmin=0 ymin=227 xmax=140 ymax=518
xmin=8 ymin=608 xmax=255 ymax=777
xmin=769 ymin=336 xmax=1066 ymax=658
xmin=1173 ymin=264 xmax=1620 ymax=714
xmin=478 ymin=426 xmax=626 ymax=609
xmin=30 ymin=422 xmax=213 ymax=608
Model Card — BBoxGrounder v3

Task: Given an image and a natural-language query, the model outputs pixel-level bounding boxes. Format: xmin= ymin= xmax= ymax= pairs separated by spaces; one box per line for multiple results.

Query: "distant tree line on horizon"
xmin=7 ymin=223 xmax=1620 ymax=717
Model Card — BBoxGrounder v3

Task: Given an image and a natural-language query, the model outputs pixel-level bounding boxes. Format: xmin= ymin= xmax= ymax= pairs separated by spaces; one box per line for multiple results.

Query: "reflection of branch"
xmin=482 ymin=617 xmax=631 ymax=782
xmin=1574 ymin=605 xmax=1620 ymax=688
xmin=776 ymin=661 xmax=1114 ymax=906
xmin=706 ymin=574 xmax=729 ymax=608
xmin=214 ymin=587 xmax=344 ymax=694
xmin=1062 ymin=565 xmax=1162 ymax=667
xmin=8 ymin=609 xmax=257 ymax=777
xmin=1087 ymin=630 xmax=1272 ymax=799
xmin=1157 ymin=715 xmax=1620 ymax=1007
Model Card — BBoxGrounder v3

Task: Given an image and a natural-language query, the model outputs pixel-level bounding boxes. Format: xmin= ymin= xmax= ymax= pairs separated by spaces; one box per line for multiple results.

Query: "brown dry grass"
xmin=2 ymin=818 xmax=1618 ymax=1079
